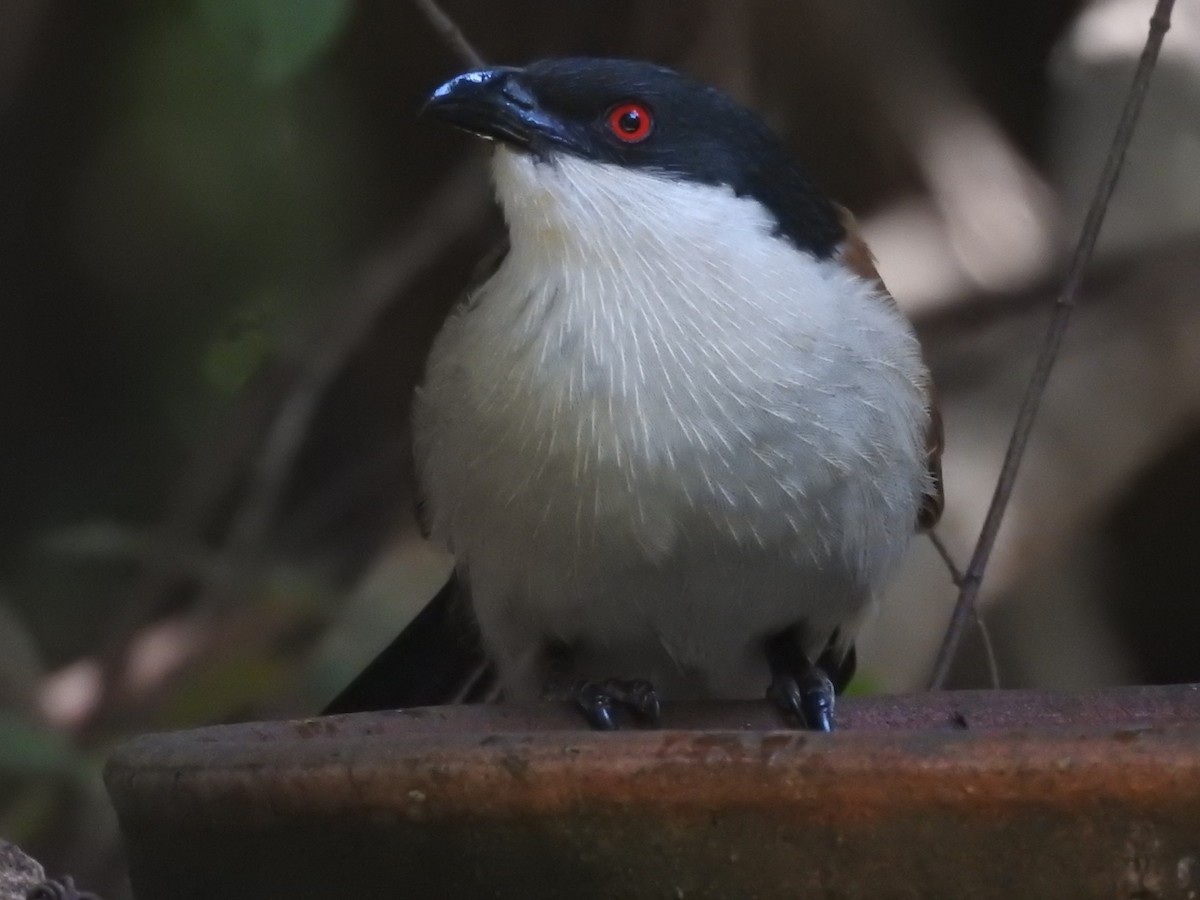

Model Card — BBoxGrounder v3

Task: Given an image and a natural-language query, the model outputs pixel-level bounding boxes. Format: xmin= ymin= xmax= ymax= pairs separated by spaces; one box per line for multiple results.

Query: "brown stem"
xmin=928 ymin=0 xmax=1177 ymax=690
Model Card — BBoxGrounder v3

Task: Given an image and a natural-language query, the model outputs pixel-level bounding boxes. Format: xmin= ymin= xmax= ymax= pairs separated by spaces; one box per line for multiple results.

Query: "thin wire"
xmin=928 ymin=0 xmax=1177 ymax=690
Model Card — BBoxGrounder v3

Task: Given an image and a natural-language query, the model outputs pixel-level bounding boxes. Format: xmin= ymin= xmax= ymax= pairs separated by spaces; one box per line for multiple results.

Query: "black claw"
xmin=576 ymin=682 xmax=619 ymax=730
xmin=766 ymin=674 xmax=803 ymax=720
xmin=797 ymin=670 xmax=835 ymax=733
xmin=765 ymin=625 xmax=847 ymax=731
xmin=563 ymin=678 xmax=661 ymax=730
xmin=639 ymin=691 xmax=661 ymax=723
xmin=767 ymin=671 xmax=835 ymax=731
xmin=603 ymin=678 xmax=661 ymax=725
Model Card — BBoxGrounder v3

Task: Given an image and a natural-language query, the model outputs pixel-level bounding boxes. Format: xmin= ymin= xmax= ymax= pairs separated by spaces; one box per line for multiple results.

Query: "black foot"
xmin=765 ymin=625 xmax=848 ymax=732
xmin=569 ymin=678 xmax=661 ymax=731
xmin=767 ymin=669 xmax=836 ymax=732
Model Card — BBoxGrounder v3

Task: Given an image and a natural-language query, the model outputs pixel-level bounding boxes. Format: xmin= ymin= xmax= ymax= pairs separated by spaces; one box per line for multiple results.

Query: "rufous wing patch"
xmin=835 ymin=204 xmax=891 ymax=303
xmin=835 ymin=204 xmax=944 ymax=530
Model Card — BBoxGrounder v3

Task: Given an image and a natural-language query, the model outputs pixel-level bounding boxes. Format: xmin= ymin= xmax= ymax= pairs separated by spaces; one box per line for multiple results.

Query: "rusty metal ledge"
xmin=106 ymin=685 xmax=1200 ymax=899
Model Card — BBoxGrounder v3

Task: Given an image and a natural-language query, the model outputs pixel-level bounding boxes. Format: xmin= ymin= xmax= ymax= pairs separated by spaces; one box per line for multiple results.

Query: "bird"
xmin=323 ymin=57 xmax=943 ymax=731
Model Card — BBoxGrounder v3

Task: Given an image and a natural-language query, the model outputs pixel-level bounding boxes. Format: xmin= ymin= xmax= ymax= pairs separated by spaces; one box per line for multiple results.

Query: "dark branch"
xmin=410 ymin=0 xmax=485 ymax=69
xmin=926 ymin=529 xmax=963 ymax=586
xmin=215 ymin=163 xmax=486 ymax=592
xmin=927 ymin=530 xmax=1000 ymax=689
xmin=928 ymin=0 xmax=1177 ymax=690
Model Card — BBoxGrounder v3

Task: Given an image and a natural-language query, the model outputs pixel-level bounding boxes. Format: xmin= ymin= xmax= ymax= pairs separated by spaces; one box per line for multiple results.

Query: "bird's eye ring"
xmin=606 ymin=102 xmax=653 ymax=143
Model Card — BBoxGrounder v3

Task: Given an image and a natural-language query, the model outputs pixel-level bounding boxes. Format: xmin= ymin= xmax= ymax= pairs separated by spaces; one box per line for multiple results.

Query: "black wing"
xmin=321 ymin=570 xmax=495 ymax=714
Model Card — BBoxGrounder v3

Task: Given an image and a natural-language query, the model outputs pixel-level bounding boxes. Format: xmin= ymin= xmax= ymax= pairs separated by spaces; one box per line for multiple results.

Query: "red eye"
xmin=607 ymin=102 xmax=653 ymax=142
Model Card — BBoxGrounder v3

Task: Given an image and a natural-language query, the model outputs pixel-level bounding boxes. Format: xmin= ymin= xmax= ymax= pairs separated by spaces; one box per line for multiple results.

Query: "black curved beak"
xmin=423 ymin=67 xmax=562 ymax=151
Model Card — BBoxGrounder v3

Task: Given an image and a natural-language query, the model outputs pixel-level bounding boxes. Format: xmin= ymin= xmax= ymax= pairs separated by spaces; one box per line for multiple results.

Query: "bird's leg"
xmin=765 ymin=626 xmax=853 ymax=732
xmin=541 ymin=641 xmax=661 ymax=730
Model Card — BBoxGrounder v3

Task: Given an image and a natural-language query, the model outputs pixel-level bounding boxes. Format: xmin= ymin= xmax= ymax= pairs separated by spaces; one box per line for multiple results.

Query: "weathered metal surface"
xmin=105 ymin=685 xmax=1200 ymax=899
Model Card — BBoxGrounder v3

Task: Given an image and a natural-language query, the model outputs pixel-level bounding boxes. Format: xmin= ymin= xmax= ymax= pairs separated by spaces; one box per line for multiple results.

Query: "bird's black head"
xmin=424 ymin=57 xmax=844 ymax=259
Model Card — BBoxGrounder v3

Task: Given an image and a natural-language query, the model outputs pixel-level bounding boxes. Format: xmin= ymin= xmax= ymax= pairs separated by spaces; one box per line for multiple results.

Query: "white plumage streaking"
xmin=414 ymin=145 xmax=932 ymax=701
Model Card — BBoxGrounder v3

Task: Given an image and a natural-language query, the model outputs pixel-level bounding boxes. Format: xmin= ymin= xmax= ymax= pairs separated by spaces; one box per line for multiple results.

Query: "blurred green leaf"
xmin=844 ymin=673 xmax=881 ymax=697
xmin=204 ymin=331 xmax=269 ymax=395
xmin=155 ymin=654 xmax=291 ymax=727
xmin=0 ymin=715 xmax=85 ymax=780
xmin=198 ymin=0 xmax=352 ymax=84
xmin=0 ymin=781 xmax=60 ymax=842
xmin=203 ymin=286 xmax=289 ymax=394
xmin=37 ymin=520 xmax=148 ymax=562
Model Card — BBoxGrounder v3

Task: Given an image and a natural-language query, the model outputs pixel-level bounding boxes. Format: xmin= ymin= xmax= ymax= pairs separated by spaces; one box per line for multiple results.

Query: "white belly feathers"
xmin=413 ymin=148 xmax=931 ymax=698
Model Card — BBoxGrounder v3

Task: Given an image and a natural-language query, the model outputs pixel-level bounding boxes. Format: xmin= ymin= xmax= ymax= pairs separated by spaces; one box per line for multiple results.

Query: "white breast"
xmin=414 ymin=148 xmax=931 ymax=699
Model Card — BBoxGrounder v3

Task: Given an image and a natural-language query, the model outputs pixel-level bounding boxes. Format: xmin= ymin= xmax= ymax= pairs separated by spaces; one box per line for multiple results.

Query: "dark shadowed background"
xmin=2 ymin=0 xmax=1198 ymax=894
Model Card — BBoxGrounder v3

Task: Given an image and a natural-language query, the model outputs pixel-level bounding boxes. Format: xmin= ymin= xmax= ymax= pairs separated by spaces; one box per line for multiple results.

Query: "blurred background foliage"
xmin=1 ymin=0 xmax=1198 ymax=895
